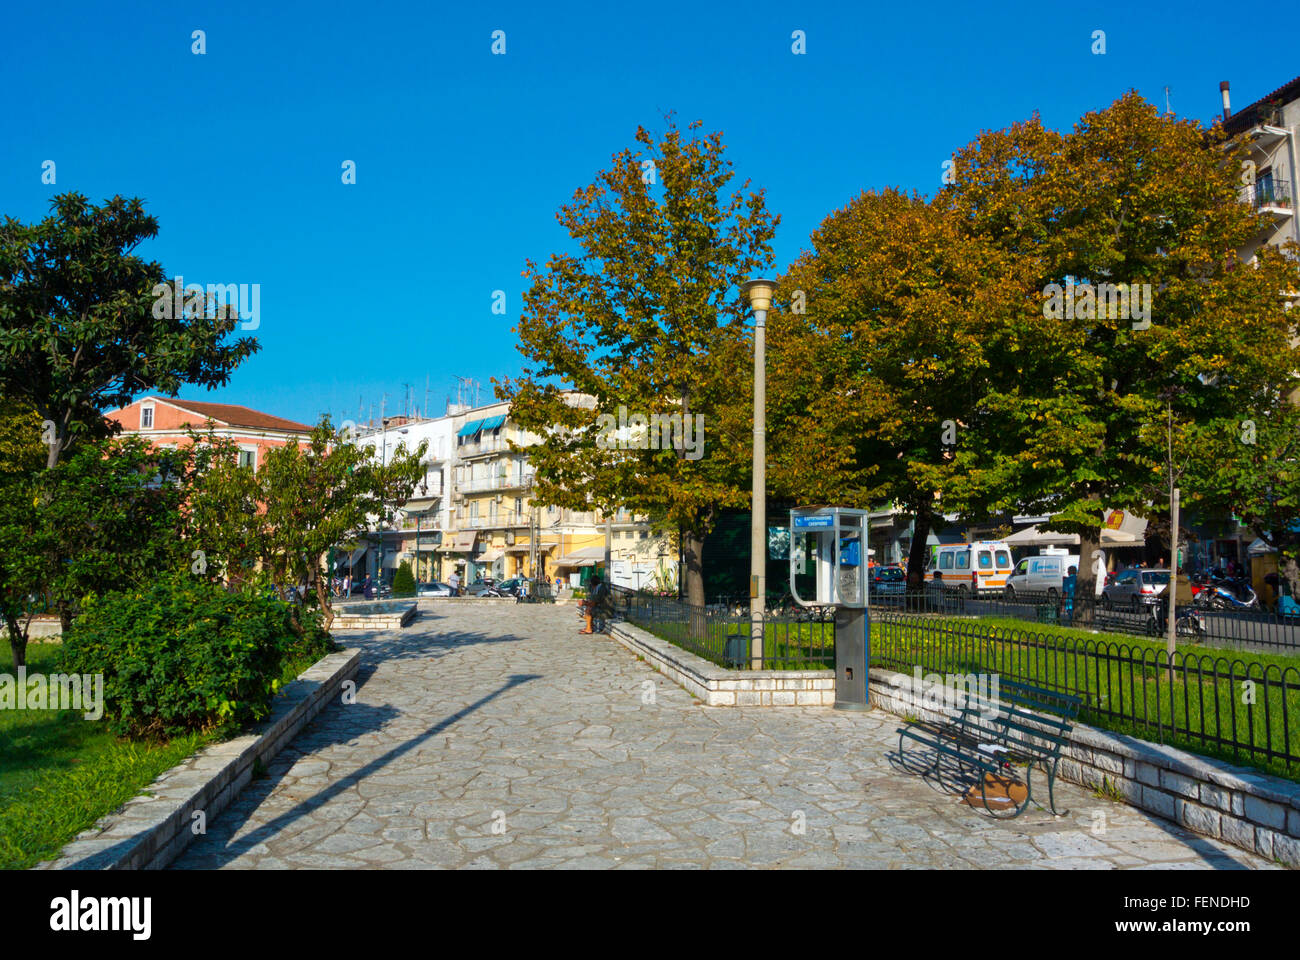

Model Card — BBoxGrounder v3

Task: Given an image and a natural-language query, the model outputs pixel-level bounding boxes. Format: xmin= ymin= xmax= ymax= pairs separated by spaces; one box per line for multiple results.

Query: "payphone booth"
xmin=790 ymin=507 xmax=869 ymax=710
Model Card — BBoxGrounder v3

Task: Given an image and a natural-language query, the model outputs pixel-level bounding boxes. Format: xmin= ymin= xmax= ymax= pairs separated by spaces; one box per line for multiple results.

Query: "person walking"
xmin=580 ymin=575 xmax=611 ymax=634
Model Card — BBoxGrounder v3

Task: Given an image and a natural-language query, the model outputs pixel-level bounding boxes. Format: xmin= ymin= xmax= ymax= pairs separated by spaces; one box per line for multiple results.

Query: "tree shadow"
xmin=169 ymin=673 xmax=541 ymax=868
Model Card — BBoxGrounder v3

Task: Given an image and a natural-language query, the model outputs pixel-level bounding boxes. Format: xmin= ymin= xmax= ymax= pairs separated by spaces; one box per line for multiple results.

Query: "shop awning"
xmin=506 ymin=542 xmax=556 ymax=554
xmin=555 ymin=546 xmax=607 ymax=567
xmin=478 ymin=414 xmax=507 ymax=431
xmin=478 ymin=549 xmax=502 ymax=564
xmin=439 ymin=531 xmax=477 ymax=552
xmin=1004 ymin=525 xmax=1142 ymax=547
xmin=457 ymin=419 xmax=484 ymax=437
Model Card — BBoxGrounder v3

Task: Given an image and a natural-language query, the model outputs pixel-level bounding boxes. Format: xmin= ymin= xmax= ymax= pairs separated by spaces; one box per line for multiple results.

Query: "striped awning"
xmin=457 ymin=419 xmax=484 ymax=437
xmin=479 ymin=414 xmax=507 ymax=431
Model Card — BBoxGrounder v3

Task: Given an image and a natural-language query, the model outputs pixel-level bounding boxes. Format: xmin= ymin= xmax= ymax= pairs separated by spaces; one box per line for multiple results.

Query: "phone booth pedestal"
xmin=791 ymin=507 xmax=869 ymax=712
xmin=833 ymin=607 xmax=868 ymax=711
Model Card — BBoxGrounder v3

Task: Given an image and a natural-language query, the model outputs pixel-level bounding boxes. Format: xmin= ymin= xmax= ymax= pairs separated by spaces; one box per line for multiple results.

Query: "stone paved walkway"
xmin=172 ymin=603 xmax=1275 ymax=869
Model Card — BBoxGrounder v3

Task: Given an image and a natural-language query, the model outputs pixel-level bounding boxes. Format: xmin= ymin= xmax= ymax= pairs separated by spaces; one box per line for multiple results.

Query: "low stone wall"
xmin=37 ymin=647 xmax=361 ymax=870
xmin=610 ymin=621 xmax=835 ymax=706
xmin=869 ymin=666 xmax=1300 ymax=868
xmin=2 ymin=616 xmax=63 ymax=641
xmin=332 ymin=603 xmax=417 ymax=629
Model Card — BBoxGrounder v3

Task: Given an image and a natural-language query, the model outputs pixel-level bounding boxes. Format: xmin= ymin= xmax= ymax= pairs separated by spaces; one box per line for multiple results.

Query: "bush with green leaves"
xmin=391 ymin=561 xmax=416 ymax=597
xmin=59 ymin=575 xmax=333 ymax=739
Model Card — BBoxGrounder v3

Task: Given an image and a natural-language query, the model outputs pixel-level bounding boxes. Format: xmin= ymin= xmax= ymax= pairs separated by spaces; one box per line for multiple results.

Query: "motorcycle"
xmin=1201 ymin=576 xmax=1259 ymax=611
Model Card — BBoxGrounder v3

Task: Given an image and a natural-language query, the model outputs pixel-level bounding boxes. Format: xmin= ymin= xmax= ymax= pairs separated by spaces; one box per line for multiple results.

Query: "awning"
xmin=555 ymin=546 xmax=607 ymax=567
xmin=478 ymin=414 xmax=507 ymax=431
xmin=1004 ymin=524 xmax=1141 ymax=547
xmin=506 ymin=542 xmax=556 ymax=554
xmin=478 ymin=549 xmax=502 ymax=563
xmin=457 ymin=419 xmax=484 ymax=437
xmin=439 ymin=531 xmax=478 ymax=552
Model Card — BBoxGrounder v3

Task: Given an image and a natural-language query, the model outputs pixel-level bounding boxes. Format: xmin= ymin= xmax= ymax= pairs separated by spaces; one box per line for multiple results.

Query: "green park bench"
xmin=897 ymin=679 xmax=1083 ymax=819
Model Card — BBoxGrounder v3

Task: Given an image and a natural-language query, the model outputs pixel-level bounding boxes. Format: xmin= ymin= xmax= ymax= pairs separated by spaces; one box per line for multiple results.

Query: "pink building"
xmin=105 ymin=396 xmax=315 ymax=467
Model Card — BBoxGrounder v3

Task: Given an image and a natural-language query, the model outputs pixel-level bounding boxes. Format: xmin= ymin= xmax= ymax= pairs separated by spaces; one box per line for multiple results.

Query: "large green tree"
xmin=183 ymin=418 xmax=426 ymax=631
xmin=940 ymin=91 xmax=1300 ymax=603
xmin=499 ymin=119 xmax=778 ymax=607
xmin=768 ymin=188 xmax=1031 ymax=591
xmin=0 ymin=193 xmax=258 ymax=466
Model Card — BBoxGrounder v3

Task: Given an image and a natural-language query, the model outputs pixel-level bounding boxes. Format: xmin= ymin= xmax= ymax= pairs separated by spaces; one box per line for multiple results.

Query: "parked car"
xmin=364 ymin=579 xmax=393 ymax=600
xmin=494 ymin=577 xmax=526 ymax=597
xmin=868 ymin=565 xmax=907 ymax=601
xmin=465 ymin=579 xmax=499 ymax=596
xmin=416 ymin=581 xmax=453 ymax=597
xmin=927 ymin=541 xmax=1014 ymax=594
xmin=1102 ymin=568 xmax=1170 ymax=611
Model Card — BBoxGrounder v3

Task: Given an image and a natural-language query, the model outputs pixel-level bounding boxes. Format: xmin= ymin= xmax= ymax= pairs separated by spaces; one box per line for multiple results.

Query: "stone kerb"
xmin=610 ymin=621 xmax=834 ymax=706
xmin=869 ymin=666 xmax=1300 ymax=868
xmin=37 ymin=647 xmax=362 ymax=871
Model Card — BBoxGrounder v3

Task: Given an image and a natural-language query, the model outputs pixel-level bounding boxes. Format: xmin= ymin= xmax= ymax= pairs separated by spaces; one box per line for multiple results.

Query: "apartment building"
xmin=1222 ymin=76 xmax=1300 ymax=261
xmin=351 ymin=397 xmax=677 ymax=590
xmin=105 ymin=396 xmax=315 ymax=467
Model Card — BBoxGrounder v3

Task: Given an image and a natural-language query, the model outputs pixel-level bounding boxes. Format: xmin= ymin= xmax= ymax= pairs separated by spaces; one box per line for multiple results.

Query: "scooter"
xmin=1202 ymin=577 xmax=1259 ymax=611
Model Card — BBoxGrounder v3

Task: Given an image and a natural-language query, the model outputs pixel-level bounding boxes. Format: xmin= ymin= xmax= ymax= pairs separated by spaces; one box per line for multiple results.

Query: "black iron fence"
xmin=615 ymin=591 xmax=835 ymax=670
xmin=869 ymin=588 xmax=1300 ymax=653
xmin=871 ymin=610 xmax=1300 ymax=777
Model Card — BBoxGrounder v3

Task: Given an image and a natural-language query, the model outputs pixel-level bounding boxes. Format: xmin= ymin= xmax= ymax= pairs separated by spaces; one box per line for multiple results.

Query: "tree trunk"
xmin=6 ymin=614 xmax=27 ymax=669
xmin=1076 ymin=526 xmax=1101 ymax=625
xmin=905 ymin=506 xmax=932 ymax=610
xmin=682 ymin=529 xmax=706 ymax=639
xmin=315 ymin=572 xmax=335 ymax=632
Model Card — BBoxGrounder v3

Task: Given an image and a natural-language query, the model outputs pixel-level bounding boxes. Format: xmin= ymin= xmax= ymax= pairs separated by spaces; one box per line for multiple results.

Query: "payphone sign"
xmin=793 ymin=515 xmax=834 ymax=528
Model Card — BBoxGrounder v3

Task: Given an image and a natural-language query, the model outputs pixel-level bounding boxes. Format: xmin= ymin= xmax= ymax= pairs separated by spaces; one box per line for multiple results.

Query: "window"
xmin=1116 ymin=570 xmax=1137 ymax=584
xmin=955 ymin=552 xmax=970 ymax=570
xmin=1016 ymin=559 xmax=1030 ymax=575
xmin=237 ymin=449 xmax=255 ymax=469
xmin=939 ymin=553 xmax=954 ymax=571
xmin=140 ymin=405 xmax=154 ymax=429
xmin=977 ymin=551 xmax=992 ymax=569
xmin=995 ymin=550 xmax=1011 ymax=568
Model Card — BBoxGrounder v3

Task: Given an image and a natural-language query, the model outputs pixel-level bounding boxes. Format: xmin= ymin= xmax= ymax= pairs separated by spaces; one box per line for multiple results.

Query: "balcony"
xmin=399 ymin=514 xmax=444 ymax=531
xmin=459 ymin=472 xmax=534 ymax=494
xmin=458 ymin=512 xmax=532 ymax=529
xmin=456 ymin=436 xmax=514 ymax=459
xmin=1241 ymin=177 xmax=1293 ymax=219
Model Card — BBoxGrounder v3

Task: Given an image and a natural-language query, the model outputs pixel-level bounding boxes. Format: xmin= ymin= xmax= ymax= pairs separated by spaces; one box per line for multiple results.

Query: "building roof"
xmin=1223 ymin=75 xmax=1300 ymax=136
xmin=151 ymin=397 xmax=314 ymax=433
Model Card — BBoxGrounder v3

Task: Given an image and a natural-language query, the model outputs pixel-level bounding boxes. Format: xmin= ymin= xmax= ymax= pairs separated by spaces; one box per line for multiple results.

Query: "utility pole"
xmin=1164 ymin=398 xmax=1182 ymax=678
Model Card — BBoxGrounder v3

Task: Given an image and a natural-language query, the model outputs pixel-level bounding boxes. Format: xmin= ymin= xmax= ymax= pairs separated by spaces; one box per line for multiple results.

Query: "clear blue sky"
xmin=1 ymin=0 xmax=1288 ymax=427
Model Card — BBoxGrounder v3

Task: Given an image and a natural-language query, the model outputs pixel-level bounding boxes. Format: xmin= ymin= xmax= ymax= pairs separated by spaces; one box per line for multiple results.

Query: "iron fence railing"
xmin=870 ymin=610 xmax=1300 ymax=776
xmin=615 ymin=591 xmax=835 ymax=670
xmin=868 ymin=589 xmax=1300 ymax=653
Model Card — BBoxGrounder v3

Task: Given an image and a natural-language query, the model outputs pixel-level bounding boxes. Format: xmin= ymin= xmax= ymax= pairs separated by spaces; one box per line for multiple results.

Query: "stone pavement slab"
xmin=171 ymin=603 xmax=1276 ymax=870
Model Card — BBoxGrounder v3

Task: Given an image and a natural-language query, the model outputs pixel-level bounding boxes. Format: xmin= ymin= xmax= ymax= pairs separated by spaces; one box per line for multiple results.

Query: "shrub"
xmin=391 ymin=561 xmax=416 ymax=597
xmin=59 ymin=575 xmax=331 ymax=739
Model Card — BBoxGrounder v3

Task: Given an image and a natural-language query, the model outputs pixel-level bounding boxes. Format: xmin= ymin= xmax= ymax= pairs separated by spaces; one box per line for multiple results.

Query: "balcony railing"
xmin=459 ymin=512 xmax=532 ymax=529
xmin=459 ymin=473 xmax=535 ymax=494
xmin=1241 ymin=177 xmax=1293 ymax=213
xmin=456 ymin=437 xmax=514 ymax=458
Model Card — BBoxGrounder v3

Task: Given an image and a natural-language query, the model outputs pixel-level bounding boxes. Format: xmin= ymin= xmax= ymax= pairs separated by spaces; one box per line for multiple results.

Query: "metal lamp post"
xmin=742 ymin=278 xmax=777 ymax=668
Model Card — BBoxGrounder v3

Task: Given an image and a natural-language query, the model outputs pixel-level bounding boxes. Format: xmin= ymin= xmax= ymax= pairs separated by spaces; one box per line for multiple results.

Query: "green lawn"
xmin=870 ymin=614 xmax=1300 ymax=783
xmin=628 ymin=615 xmax=834 ymax=671
xmin=0 ymin=641 xmax=332 ymax=870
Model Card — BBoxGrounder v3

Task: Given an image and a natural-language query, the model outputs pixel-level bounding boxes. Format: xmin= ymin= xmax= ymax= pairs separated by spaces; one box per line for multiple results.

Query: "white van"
xmin=927 ymin=541 xmax=1014 ymax=594
xmin=1005 ymin=553 xmax=1107 ymax=599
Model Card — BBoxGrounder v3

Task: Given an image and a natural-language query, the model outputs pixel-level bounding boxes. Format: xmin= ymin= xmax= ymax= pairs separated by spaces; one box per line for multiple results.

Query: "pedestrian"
xmin=343 ymin=572 xmax=352 ymax=597
xmin=580 ymin=574 xmax=610 ymax=634
xmin=448 ymin=570 xmax=461 ymax=597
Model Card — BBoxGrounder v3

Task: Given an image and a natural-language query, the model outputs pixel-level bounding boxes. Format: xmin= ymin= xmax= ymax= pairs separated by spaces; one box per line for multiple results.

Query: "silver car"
xmin=1102 ymin=568 xmax=1170 ymax=611
xmin=416 ymin=581 xmax=454 ymax=597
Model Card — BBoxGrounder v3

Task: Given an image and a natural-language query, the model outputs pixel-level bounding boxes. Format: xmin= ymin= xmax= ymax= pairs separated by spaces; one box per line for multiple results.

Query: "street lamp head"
xmin=741 ymin=278 xmax=777 ymax=314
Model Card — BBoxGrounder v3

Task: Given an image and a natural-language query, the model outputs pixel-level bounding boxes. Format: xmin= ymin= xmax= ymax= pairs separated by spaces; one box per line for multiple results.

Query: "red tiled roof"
xmin=156 ymin=398 xmax=314 ymax=433
xmin=1223 ymin=75 xmax=1300 ymax=136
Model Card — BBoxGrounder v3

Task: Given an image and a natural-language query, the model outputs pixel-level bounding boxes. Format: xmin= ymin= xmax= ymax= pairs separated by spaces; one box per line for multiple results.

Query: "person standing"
xmin=448 ymin=569 xmax=461 ymax=597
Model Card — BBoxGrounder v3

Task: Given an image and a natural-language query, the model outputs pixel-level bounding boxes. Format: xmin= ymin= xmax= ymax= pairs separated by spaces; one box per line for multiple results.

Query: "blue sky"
xmin=1 ymin=0 xmax=1289 ymax=427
